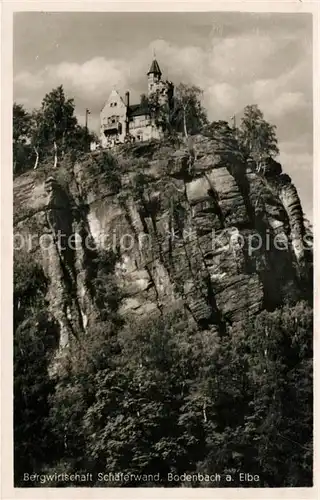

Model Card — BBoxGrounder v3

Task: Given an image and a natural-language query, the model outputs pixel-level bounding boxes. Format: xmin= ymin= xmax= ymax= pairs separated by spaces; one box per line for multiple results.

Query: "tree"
xmin=15 ymin=273 xmax=313 ymax=487
xmin=204 ymin=120 xmax=241 ymax=155
xmin=238 ymin=105 xmax=279 ymax=168
xmin=173 ymin=83 xmax=208 ymax=138
xmin=29 ymin=109 xmax=49 ymax=170
xmin=13 ymin=103 xmax=31 ymax=173
xmin=41 ymin=85 xmax=77 ymax=168
xmin=14 ymin=252 xmax=60 ymax=484
xmin=70 ymin=124 xmax=98 ymax=153
xmin=148 ymin=83 xmax=208 ymax=139
xmin=14 ymin=87 xmax=99 ymax=173
xmin=239 ymin=303 xmax=313 ymax=486
xmin=77 ymin=312 xmax=204 ymax=485
xmin=13 ymin=103 xmax=30 ymax=143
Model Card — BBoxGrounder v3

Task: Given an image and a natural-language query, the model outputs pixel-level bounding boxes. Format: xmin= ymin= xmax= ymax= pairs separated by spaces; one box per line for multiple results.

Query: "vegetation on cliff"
xmin=13 ymin=86 xmax=97 ymax=174
xmin=14 ymin=260 xmax=313 ymax=487
xmin=13 ymin=83 xmax=279 ymax=174
xmin=13 ymin=84 xmax=313 ymax=487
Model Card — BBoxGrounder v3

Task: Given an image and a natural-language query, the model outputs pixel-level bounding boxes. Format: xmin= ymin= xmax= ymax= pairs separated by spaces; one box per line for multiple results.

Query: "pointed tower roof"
xmin=147 ymin=58 xmax=162 ymax=76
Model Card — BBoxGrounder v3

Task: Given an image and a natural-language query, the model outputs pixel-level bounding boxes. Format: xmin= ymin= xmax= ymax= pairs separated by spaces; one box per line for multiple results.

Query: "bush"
xmin=92 ymin=151 xmax=122 ymax=192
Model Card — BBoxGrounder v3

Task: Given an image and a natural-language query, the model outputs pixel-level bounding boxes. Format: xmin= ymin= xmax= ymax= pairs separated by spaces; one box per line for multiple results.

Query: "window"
xmin=109 ymin=115 xmax=119 ymax=125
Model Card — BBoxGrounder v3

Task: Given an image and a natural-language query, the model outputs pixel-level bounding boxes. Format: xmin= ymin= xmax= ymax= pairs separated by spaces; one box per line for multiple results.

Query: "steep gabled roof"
xmin=128 ymin=103 xmax=150 ymax=117
xmin=100 ymin=89 xmax=125 ymax=113
xmin=147 ymin=59 xmax=162 ymax=76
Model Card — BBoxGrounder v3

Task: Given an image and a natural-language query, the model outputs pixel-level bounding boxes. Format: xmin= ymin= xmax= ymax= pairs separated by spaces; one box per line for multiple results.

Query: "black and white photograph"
xmin=9 ymin=7 xmax=314 ymax=491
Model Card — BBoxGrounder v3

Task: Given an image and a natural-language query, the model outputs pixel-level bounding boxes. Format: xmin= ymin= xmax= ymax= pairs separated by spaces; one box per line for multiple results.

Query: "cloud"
xmin=209 ymin=35 xmax=278 ymax=81
xmin=14 ymin=30 xmax=311 ymax=121
xmin=13 ymin=13 xmax=312 ymax=220
xmin=248 ymin=78 xmax=308 ymax=119
xmin=14 ymin=71 xmax=44 ymax=91
xmin=206 ymin=82 xmax=239 ymax=117
xmin=13 ymin=29 xmax=312 ymax=196
xmin=15 ymin=58 xmax=130 ymax=104
xmin=272 ymin=92 xmax=307 ymax=118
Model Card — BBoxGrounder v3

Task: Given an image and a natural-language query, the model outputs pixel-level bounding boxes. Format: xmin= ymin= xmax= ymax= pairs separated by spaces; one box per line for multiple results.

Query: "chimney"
xmin=125 ymin=91 xmax=130 ymax=108
xmin=125 ymin=91 xmax=130 ymax=135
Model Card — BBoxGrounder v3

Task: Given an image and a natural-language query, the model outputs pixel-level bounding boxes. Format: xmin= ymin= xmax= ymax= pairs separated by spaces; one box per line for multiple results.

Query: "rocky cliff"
xmin=13 ymin=135 xmax=312 ymax=349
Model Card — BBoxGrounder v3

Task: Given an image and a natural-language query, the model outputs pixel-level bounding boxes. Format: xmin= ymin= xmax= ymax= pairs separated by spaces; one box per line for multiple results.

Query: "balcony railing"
xmin=129 ymin=119 xmax=152 ymax=129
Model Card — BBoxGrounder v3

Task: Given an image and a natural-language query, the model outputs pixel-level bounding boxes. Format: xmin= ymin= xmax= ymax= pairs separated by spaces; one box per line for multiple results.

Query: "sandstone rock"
xmin=279 ymin=182 xmax=305 ymax=263
xmin=206 ymin=168 xmax=248 ymax=227
xmin=13 ymin=137 xmax=311 ymax=348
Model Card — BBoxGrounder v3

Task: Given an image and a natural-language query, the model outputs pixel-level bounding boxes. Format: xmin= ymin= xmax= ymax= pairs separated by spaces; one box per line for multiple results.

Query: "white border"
xmin=1 ymin=2 xmax=319 ymax=499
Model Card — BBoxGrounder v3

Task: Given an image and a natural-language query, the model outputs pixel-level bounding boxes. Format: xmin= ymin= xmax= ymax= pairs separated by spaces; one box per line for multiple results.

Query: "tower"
xmin=147 ymin=58 xmax=162 ymax=96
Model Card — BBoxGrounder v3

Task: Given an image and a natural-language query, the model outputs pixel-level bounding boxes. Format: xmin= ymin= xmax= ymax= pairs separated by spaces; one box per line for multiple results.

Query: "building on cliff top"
xmin=98 ymin=58 xmax=174 ymax=149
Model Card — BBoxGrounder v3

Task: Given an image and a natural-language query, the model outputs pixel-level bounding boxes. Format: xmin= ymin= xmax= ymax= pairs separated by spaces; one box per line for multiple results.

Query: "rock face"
xmin=13 ymin=136 xmax=312 ymax=348
xmin=279 ymin=181 xmax=306 ymax=263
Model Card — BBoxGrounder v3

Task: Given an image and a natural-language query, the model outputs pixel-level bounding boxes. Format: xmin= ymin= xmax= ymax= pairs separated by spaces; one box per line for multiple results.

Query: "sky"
xmin=13 ymin=12 xmax=313 ymax=220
